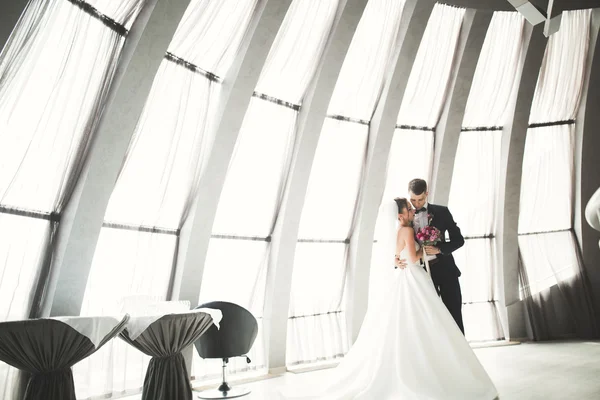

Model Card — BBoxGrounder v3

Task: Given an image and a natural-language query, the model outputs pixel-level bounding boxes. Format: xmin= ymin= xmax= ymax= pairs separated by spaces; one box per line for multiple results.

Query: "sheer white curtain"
xmin=287 ymin=0 xmax=406 ymax=367
xmin=255 ymin=0 xmax=340 ymax=102
xmin=168 ymin=0 xmax=258 ymax=78
xmin=460 ymin=12 xmax=525 ymax=129
xmin=0 ymin=0 xmax=146 ymax=398
xmin=287 ymin=120 xmax=367 ymax=366
xmin=370 ymin=4 xmax=465 ymax=304
xmin=198 ymin=0 xmax=340 ymax=377
xmin=0 ymin=0 xmax=145 ymax=210
xmin=326 ymin=1 xmax=406 ymax=120
xmin=448 ymin=11 xmax=525 ymax=342
xmin=382 ymin=129 xmax=435 ymax=200
xmin=518 ymin=122 xmax=577 ymax=295
xmin=76 ymin=2 xmax=258 ymax=398
xmin=518 ymin=9 xmax=591 ymax=292
xmin=518 ymin=9 xmax=597 ymax=340
xmin=197 ymin=100 xmax=297 ymax=378
xmin=519 ymin=231 xmax=580 ymax=295
xmin=395 ymin=4 xmax=465 ymax=128
xmin=381 ymin=3 xmax=465 ymax=198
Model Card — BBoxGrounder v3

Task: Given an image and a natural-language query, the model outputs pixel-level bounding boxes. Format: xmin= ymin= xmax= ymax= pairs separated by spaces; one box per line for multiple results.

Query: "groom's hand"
xmin=395 ymin=256 xmax=408 ymax=269
xmin=424 ymin=246 xmax=440 ymax=255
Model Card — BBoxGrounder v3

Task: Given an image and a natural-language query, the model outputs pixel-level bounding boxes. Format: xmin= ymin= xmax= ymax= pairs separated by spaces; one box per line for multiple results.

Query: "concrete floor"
xmin=127 ymin=340 xmax=600 ymax=400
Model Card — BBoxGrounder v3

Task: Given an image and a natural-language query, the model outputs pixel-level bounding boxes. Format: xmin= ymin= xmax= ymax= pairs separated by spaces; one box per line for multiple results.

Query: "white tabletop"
xmin=124 ymin=307 xmax=223 ymax=341
xmin=52 ymin=316 xmax=123 ymax=348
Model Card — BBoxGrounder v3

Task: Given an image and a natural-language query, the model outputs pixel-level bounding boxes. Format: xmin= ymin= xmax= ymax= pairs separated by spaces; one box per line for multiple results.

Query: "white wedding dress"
xmin=277 ymin=201 xmax=498 ymax=400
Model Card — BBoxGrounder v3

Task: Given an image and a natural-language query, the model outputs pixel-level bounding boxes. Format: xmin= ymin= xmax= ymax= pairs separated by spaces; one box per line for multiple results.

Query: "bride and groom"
xmin=279 ymin=179 xmax=498 ymax=399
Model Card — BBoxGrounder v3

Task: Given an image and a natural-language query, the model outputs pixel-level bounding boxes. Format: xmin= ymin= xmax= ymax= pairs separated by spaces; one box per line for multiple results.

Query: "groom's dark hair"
xmin=408 ymin=179 xmax=427 ymax=195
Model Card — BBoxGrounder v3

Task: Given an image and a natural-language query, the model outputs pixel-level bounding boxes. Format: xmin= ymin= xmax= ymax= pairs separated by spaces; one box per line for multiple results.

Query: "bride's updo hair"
xmin=394 ymin=197 xmax=409 ymax=214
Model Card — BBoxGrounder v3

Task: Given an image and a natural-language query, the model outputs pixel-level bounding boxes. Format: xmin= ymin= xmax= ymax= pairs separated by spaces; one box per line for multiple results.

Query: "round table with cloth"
xmin=119 ymin=309 xmax=222 ymax=400
xmin=0 ymin=315 xmax=129 ymax=400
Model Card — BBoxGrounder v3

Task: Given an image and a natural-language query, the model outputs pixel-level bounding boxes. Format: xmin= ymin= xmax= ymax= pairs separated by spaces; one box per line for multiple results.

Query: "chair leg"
xmin=217 ymin=358 xmax=231 ymax=393
xmin=196 ymin=358 xmax=252 ymax=399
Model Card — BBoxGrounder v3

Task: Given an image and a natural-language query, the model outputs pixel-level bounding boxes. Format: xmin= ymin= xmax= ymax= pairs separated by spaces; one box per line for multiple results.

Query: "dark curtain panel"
xmin=519 ymin=249 xmax=599 ymax=341
xmin=0 ymin=317 xmax=127 ymax=400
xmin=119 ymin=312 xmax=215 ymax=400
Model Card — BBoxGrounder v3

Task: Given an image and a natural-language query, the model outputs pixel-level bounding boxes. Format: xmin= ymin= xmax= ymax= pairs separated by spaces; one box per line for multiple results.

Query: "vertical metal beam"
xmin=498 ymin=24 xmax=547 ymax=339
xmin=171 ymin=0 xmax=292 ymax=307
xmin=430 ymin=10 xmax=493 ymax=205
xmin=346 ymin=0 xmax=437 ymax=344
xmin=263 ymin=0 xmax=368 ymax=372
xmin=46 ymin=0 xmax=188 ymax=317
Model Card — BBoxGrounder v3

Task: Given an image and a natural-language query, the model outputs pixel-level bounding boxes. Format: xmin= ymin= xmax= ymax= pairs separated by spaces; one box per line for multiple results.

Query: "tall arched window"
xmin=287 ymin=0 xmax=408 ymax=367
xmin=448 ymin=11 xmax=525 ymax=342
xmin=0 ymin=0 xmax=146 ymax=396
xmin=198 ymin=0 xmax=341 ymax=378
xmin=371 ymin=4 xmax=465 ymax=304
xmin=76 ymin=1 xmax=259 ymax=397
xmin=518 ymin=9 xmax=596 ymax=340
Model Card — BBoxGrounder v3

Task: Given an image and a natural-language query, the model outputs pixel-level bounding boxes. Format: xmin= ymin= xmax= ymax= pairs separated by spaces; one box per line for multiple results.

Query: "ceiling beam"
xmin=508 ymin=0 xmax=546 ymax=26
xmin=440 ymin=0 xmax=600 ymax=12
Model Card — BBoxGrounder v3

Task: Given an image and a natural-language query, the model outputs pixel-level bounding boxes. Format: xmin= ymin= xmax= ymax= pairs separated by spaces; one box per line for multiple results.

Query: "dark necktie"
xmin=415 ymin=207 xmax=427 ymax=214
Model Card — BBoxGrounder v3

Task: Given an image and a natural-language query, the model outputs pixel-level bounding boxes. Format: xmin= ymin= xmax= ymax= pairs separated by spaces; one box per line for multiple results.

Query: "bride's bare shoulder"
xmin=398 ymin=226 xmax=414 ymax=236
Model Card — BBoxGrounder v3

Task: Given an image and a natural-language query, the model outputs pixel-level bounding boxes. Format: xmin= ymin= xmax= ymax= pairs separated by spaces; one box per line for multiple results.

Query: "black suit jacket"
xmin=425 ymin=203 xmax=464 ymax=279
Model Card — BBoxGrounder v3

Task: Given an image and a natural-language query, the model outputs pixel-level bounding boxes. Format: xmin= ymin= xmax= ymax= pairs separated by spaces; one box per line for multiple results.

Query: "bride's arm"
xmin=394 ymin=229 xmax=406 ymax=269
xmin=401 ymin=227 xmax=423 ymax=264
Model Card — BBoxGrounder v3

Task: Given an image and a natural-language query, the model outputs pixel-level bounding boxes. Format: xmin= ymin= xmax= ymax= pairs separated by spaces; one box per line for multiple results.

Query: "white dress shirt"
xmin=413 ymin=201 xmax=429 ymax=232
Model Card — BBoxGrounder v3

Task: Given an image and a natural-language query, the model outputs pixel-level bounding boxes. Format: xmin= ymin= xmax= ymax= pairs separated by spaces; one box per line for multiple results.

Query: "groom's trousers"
xmin=429 ymin=261 xmax=465 ymax=335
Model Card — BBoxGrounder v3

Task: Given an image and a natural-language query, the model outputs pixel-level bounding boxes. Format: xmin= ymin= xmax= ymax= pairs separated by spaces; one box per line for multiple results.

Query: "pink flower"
xmin=416 ymin=225 xmax=441 ymax=246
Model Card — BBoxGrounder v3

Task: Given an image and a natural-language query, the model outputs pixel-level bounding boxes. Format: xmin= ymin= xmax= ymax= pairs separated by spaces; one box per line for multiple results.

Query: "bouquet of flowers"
xmin=416 ymin=225 xmax=441 ymax=246
xmin=415 ymin=224 xmax=441 ymax=279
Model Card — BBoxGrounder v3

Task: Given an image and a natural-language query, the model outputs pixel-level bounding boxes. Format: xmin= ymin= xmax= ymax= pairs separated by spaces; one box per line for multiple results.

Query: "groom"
xmin=408 ymin=178 xmax=465 ymax=334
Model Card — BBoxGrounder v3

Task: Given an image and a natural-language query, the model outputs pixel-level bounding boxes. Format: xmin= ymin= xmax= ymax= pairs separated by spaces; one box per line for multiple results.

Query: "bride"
xmin=278 ymin=197 xmax=498 ymax=399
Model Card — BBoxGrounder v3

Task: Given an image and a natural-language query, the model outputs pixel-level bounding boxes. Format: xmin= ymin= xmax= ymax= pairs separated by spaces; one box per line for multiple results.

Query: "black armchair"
xmin=194 ymin=301 xmax=258 ymax=399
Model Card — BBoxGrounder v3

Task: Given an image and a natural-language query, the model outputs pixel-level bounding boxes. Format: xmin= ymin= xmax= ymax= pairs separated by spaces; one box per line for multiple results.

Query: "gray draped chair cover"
xmin=119 ymin=312 xmax=215 ymax=400
xmin=585 ymin=187 xmax=600 ymax=233
xmin=0 ymin=315 xmax=129 ymax=400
